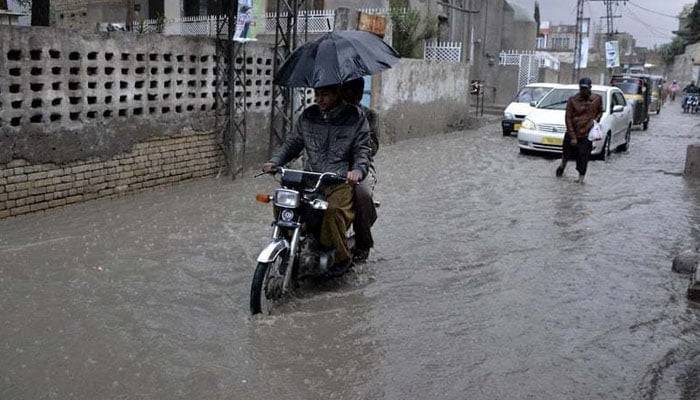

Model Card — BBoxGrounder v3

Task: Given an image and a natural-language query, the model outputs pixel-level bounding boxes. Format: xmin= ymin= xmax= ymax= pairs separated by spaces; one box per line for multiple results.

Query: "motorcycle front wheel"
xmin=250 ymin=255 xmax=288 ymax=315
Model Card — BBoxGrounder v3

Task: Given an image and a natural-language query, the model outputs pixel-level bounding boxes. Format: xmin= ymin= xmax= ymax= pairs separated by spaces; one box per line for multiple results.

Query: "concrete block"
xmin=685 ymin=144 xmax=700 ymax=178
xmin=65 ymin=195 xmax=84 ymax=204
xmin=0 ymin=210 xmax=10 ymax=219
xmin=11 ymin=205 xmax=30 ymax=215
xmin=688 ymin=267 xmax=700 ymax=302
xmin=673 ymin=250 xmax=700 ymax=274
xmin=30 ymin=202 xmax=49 ymax=212
xmin=7 ymin=175 xmax=28 ymax=184
xmin=8 ymin=190 xmax=28 ymax=200
xmin=7 ymin=160 xmax=28 ymax=168
xmin=27 ymin=171 xmax=48 ymax=181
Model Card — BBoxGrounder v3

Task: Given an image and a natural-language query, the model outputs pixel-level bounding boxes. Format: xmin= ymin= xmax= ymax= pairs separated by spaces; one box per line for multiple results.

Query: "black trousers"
xmin=562 ymin=135 xmax=592 ymax=176
xmin=352 ymin=177 xmax=377 ymax=250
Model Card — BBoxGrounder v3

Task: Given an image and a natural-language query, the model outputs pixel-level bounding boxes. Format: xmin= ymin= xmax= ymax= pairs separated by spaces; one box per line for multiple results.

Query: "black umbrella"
xmin=273 ymin=31 xmax=401 ymax=88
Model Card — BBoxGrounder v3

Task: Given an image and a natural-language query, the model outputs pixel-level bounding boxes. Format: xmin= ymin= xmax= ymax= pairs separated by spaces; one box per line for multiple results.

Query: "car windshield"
xmin=612 ymin=79 xmax=643 ymax=95
xmin=515 ymin=87 xmax=552 ymax=103
xmin=537 ymin=89 xmax=607 ymax=110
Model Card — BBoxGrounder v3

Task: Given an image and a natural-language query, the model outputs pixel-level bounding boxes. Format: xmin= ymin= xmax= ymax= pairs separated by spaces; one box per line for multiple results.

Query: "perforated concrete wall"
xmin=0 ymin=25 xmax=281 ymax=219
xmin=0 ymin=25 xmax=280 ymax=165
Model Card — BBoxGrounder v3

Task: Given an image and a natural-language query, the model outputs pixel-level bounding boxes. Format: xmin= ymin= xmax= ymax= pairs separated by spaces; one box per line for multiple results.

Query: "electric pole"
xmin=591 ymin=0 xmax=626 ymax=79
xmin=572 ymin=0 xmax=585 ymax=83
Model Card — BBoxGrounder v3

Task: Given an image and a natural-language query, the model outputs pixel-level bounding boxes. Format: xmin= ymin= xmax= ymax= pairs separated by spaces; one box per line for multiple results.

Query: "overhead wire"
xmin=623 ymin=5 xmax=675 ymax=40
xmin=627 ymin=1 xmax=680 ymax=19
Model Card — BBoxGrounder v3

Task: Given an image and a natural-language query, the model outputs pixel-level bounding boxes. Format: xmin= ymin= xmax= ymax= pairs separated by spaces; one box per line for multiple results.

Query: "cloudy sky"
xmin=512 ymin=0 xmax=692 ymax=48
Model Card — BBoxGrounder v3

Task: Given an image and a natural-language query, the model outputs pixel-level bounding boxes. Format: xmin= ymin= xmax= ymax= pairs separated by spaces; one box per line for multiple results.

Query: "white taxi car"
xmin=517 ymin=85 xmax=633 ymax=160
xmin=502 ymin=83 xmax=559 ymax=136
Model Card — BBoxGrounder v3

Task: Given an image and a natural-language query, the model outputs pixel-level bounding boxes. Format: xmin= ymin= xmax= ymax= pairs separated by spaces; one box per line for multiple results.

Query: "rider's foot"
xmin=353 ymin=248 xmax=370 ymax=263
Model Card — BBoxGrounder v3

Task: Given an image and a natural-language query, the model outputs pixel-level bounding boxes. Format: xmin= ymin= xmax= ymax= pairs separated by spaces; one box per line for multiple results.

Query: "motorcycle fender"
xmin=257 ymin=239 xmax=289 ymax=263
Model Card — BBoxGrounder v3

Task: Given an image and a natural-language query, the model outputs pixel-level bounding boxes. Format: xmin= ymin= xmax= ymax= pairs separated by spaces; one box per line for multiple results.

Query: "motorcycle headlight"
xmin=521 ymin=118 xmax=536 ymax=130
xmin=504 ymin=112 xmax=515 ymax=120
xmin=273 ymin=189 xmax=300 ymax=208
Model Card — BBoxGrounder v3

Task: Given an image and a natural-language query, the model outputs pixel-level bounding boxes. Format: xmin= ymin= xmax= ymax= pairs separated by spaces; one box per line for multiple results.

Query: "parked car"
xmin=517 ymin=85 xmax=633 ymax=160
xmin=501 ymin=83 xmax=559 ymax=136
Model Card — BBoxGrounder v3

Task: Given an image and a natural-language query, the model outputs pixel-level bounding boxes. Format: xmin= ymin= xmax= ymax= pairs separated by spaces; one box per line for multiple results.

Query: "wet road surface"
xmin=1 ymin=106 xmax=699 ymax=399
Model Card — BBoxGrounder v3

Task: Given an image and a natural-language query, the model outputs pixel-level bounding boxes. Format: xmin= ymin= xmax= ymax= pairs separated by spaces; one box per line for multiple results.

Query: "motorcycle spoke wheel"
xmin=250 ymin=255 xmax=288 ymax=315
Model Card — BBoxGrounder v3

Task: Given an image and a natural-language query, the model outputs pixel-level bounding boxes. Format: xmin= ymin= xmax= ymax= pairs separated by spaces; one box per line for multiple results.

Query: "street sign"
xmin=605 ymin=41 xmax=620 ymax=68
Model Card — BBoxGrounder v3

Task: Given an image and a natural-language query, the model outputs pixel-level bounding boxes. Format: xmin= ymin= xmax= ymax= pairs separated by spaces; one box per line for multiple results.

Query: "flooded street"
xmin=1 ymin=106 xmax=699 ymax=399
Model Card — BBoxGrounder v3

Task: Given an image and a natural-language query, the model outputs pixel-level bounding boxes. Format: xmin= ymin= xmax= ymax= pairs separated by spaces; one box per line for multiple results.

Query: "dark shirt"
xmin=683 ymin=85 xmax=699 ymax=94
xmin=359 ymin=105 xmax=380 ymax=158
xmin=269 ymin=103 xmax=371 ymax=178
xmin=565 ymin=93 xmax=603 ymax=140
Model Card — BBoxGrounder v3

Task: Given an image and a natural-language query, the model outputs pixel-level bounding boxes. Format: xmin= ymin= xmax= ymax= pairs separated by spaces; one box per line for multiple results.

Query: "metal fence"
xmin=263 ymin=10 xmax=335 ymax=34
xmin=139 ymin=10 xmax=335 ymax=37
xmin=424 ymin=41 xmax=463 ymax=63
xmin=499 ymin=50 xmax=561 ymax=90
xmin=140 ymin=15 xmax=227 ymax=36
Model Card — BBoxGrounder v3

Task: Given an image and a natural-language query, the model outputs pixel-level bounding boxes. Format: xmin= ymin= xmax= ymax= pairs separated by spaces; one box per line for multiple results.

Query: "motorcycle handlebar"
xmin=257 ymin=166 xmax=347 ymax=189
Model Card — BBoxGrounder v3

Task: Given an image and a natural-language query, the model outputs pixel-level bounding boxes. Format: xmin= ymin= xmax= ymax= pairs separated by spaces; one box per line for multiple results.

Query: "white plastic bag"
xmin=587 ymin=121 xmax=603 ymax=141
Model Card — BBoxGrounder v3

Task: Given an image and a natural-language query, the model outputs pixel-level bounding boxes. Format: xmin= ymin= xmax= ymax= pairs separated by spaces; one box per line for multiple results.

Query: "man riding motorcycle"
xmin=262 ymin=84 xmax=371 ymax=272
xmin=682 ymin=81 xmax=700 ymax=113
xmin=683 ymin=81 xmax=699 ymax=95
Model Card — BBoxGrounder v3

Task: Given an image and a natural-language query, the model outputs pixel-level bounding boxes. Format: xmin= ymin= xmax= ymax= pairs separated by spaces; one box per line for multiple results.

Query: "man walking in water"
xmin=556 ymin=77 xmax=603 ymax=184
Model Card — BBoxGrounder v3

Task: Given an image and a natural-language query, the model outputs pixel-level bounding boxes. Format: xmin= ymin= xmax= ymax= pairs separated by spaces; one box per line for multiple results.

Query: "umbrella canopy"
xmin=273 ymin=31 xmax=400 ymax=88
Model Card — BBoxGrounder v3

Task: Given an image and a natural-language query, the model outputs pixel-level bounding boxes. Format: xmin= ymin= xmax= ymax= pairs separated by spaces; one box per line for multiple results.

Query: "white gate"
xmin=499 ymin=50 xmax=540 ymax=90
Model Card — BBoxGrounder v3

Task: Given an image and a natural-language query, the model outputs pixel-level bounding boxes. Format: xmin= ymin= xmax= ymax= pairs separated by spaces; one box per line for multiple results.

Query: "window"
xmin=613 ymin=92 xmax=626 ymax=108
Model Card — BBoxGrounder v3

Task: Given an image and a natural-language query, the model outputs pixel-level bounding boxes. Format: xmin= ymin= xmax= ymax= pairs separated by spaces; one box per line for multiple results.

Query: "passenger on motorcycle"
xmin=262 ymin=84 xmax=372 ymax=271
xmin=341 ymin=78 xmax=379 ymax=263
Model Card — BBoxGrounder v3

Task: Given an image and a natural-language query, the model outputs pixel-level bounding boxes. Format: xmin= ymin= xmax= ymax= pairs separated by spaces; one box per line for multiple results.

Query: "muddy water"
xmin=1 ymin=107 xmax=699 ymax=399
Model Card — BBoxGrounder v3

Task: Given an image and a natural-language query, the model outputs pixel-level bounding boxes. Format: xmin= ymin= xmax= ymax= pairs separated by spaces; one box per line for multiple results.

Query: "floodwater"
xmin=1 ymin=106 xmax=699 ymax=399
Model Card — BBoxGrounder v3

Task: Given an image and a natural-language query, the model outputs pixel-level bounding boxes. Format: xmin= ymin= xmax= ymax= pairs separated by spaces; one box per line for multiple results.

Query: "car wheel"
xmin=618 ymin=125 xmax=631 ymax=152
xmin=596 ymin=134 xmax=611 ymax=161
xmin=502 ymin=127 xmax=511 ymax=136
xmin=642 ymin=120 xmax=649 ymax=131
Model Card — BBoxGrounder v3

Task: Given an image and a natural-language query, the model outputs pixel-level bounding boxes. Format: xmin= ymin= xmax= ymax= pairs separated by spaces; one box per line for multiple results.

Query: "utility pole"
xmin=592 ymin=0 xmax=625 ymax=79
xmin=572 ymin=0 xmax=585 ymax=83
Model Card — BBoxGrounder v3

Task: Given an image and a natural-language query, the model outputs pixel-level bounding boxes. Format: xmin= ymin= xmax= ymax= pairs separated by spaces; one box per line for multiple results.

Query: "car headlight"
xmin=273 ymin=189 xmax=300 ymax=208
xmin=521 ymin=118 xmax=536 ymax=130
xmin=504 ymin=112 xmax=515 ymax=120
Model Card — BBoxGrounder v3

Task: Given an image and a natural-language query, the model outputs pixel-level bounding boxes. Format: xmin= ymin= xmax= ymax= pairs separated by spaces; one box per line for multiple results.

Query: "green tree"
xmin=659 ymin=36 xmax=687 ymax=65
xmin=389 ymin=0 xmax=439 ymax=58
xmin=679 ymin=1 xmax=700 ymax=44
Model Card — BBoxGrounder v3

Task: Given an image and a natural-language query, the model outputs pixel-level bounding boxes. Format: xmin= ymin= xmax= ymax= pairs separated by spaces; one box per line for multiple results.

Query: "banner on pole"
xmin=605 ymin=41 xmax=620 ymax=68
xmin=234 ymin=0 xmax=264 ymax=42
xmin=576 ymin=37 xmax=589 ymax=69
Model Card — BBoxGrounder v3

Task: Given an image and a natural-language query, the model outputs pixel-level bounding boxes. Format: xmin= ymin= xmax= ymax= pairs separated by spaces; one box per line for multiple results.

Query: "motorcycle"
xmin=250 ymin=167 xmax=358 ymax=315
xmin=682 ymin=94 xmax=699 ymax=114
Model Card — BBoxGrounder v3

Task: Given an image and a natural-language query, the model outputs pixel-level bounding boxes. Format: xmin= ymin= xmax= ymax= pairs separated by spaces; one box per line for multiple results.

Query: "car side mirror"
xmin=612 ymin=105 xmax=624 ymax=113
xmin=529 ymin=101 xmax=537 ymax=107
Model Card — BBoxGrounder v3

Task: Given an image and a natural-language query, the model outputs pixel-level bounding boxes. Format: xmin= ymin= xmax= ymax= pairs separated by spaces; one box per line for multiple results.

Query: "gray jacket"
xmin=270 ymin=103 xmax=372 ymax=179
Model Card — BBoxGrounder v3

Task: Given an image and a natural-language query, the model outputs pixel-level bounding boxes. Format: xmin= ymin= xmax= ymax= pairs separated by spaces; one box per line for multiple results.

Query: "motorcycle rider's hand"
xmin=346 ymin=170 xmax=362 ymax=185
xmin=261 ymin=162 xmax=276 ymax=173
